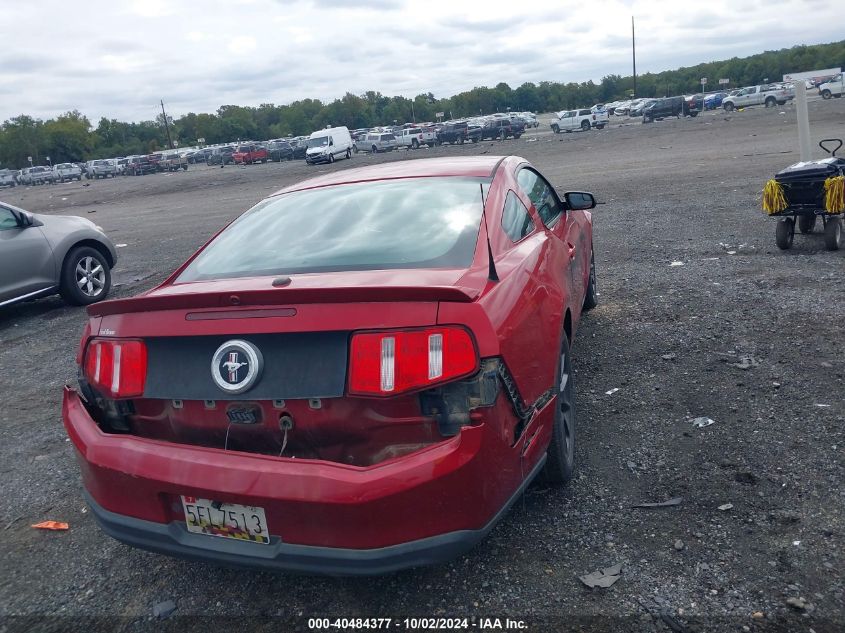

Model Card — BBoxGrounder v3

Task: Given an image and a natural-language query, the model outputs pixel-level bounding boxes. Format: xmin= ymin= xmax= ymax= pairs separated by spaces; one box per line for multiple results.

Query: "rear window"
xmin=177 ymin=177 xmax=487 ymax=281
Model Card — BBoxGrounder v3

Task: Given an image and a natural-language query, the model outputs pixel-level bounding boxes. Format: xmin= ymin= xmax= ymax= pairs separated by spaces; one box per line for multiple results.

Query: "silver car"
xmin=0 ymin=202 xmax=117 ymax=307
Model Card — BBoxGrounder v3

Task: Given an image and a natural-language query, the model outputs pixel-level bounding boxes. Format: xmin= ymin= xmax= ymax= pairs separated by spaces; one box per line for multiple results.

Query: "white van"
xmin=305 ymin=126 xmax=354 ymax=165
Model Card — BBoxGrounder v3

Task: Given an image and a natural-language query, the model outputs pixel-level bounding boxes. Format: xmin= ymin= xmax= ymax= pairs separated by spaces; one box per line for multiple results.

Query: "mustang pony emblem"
xmin=211 ymin=340 xmax=263 ymax=394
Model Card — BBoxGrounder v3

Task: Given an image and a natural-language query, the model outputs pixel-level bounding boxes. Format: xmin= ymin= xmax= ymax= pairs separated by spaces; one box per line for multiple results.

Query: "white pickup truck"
xmin=819 ymin=73 xmax=844 ymax=99
xmin=550 ymin=108 xmax=608 ymax=133
xmin=395 ymin=127 xmax=438 ymax=149
xmin=722 ymin=84 xmax=794 ymax=111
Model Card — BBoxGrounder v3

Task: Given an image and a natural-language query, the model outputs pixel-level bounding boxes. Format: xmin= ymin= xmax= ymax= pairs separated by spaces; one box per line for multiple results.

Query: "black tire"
xmin=798 ymin=214 xmax=817 ymax=234
xmin=596 ymin=124 xmax=605 ymax=129
xmin=183 ymin=164 xmax=188 ymax=171
xmin=329 ymin=153 xmax=335 ymax=163
xmin=583 ymin=249 xmax=597 ymax=311
xmin=59 ymin=246 xmax=111 ymax=306
xmin=551 ymin=124 xmax=560 ymax=134
xmin=346 ymin=148 xmax=351 ymax=159
xmin=724 ymin=102 xmax=735 ymax=112
xmin=765 ymin=97 xmax=776 ymax=108
xmin=824 ymin=217 xmax=843 ymax=251
xmin=581 ymin=120 xmax=590 ymax=131
xmin=372 ymin=145 xmax=378 ymax=154
xmin=775 ymin=218 xmax=794 ymax=250
xmin=498 ymin=129 xmax=506 ymax=141
xmin=543 ymin=334 xmax=576 ymax=484
xmin=821 ymin=89 xmax=832 ymax=100
xmin=689 ymin=111 xmax=698 ymax=117
xmin=411 ymin=139 xmax=419 ymax=149
xmin=459 ymin=136 xmax=465 ymax=145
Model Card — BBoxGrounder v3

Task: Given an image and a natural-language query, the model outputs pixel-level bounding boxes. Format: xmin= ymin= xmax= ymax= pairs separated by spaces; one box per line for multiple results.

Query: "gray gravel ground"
xmin=1 ymin=97 xmax=843 ymax=633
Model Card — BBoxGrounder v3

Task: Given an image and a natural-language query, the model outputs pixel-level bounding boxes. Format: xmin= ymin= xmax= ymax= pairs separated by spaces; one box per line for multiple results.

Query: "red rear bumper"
xmin=63 ymin=388 xmax=531 ymax=573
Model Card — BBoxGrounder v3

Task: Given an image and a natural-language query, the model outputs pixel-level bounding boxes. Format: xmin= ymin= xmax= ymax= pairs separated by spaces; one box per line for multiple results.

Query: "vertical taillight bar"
xmin=380 ymin=337 xmax=395 ymax=392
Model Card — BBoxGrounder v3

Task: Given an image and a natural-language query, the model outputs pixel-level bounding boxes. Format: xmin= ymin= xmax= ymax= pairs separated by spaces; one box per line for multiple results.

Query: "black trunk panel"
xmin=143 ymin=332 xmax=349 ymax=400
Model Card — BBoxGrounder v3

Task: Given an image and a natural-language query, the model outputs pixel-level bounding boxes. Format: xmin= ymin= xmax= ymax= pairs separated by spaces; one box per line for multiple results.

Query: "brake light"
xmin=348 ymin=327 xmax=478 ymax=396
xmin=83 ymin=338 xmax=147 ymax=399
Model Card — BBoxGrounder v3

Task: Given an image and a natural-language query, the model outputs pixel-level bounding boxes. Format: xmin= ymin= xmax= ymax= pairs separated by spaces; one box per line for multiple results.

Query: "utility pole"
xmin=160 ymin=100 xmax=174 ymax=149
xmin=631 ymin=16 xmax=637 ymax=99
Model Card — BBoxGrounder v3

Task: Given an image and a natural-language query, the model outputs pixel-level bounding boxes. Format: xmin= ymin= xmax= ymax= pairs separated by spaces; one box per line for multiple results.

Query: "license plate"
xmin=181 ymin=496 xmax=270 ymax=544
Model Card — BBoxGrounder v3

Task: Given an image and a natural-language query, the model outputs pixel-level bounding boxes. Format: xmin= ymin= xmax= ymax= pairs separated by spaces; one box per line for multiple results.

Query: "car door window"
xmin=0 ymin=207 xmax=19 ymax=231
xmin=501 ymin=191 xmax=535 ymax=242
xmin=516 ymin=168 xmax=563 ymax=227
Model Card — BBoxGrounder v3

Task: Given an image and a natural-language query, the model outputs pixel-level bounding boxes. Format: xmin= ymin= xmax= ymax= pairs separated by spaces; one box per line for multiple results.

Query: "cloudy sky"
xmin=1 ymin=0 xmax=840 ymax=123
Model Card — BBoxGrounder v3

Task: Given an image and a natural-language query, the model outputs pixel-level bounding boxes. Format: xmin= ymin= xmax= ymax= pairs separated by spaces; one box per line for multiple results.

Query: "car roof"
xmin=271 ymin=156 xmax=506 ymax=196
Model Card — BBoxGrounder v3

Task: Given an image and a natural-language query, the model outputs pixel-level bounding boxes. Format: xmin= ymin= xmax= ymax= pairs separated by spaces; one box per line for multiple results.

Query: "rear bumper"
xmin=63 ymin=388 xmax=526 ymax=574
xmin=82 ymin=452 xmax=541 ymax=576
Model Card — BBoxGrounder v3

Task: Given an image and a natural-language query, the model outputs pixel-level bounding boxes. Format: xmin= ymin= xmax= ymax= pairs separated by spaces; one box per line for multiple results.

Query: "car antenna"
xmin=480 ymin=183 xmax=499 ymax=282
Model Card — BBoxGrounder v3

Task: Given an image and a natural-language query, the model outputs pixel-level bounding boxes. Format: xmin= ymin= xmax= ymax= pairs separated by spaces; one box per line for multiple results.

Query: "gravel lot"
xmin=1 ymin=99 xmax=844 ymax=633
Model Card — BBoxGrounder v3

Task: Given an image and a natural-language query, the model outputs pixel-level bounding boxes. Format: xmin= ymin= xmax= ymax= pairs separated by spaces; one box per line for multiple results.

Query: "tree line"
xmin=2 ymin=40 xmax=843 ymax=169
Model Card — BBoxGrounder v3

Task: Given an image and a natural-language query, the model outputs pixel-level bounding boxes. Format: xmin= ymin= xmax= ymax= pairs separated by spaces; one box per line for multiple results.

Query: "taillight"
xmin=348 ymin=327 xmax=478 ymax=397
xmin=83 ymin=338 xmax=147 ymax=399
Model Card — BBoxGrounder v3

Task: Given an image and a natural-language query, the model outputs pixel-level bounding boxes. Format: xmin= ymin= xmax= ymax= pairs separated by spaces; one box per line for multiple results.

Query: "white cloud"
xmin=2 ymin=0 xmax=843 ymax=122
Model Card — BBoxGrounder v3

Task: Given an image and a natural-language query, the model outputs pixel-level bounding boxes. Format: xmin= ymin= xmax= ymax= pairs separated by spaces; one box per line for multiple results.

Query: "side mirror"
xmin=564 ymin=191 xmax=596 ymax=210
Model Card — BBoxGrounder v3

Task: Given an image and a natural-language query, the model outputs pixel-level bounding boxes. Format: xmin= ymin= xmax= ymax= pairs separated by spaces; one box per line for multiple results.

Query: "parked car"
xmin=703 ymin=92 xmax=728 ymax=109
xmin=207 ymin=146 xmax=236 ymax=166
xmin=684 ymin=94 xmax=703 ymax=116
xmin=189 ymin=148 xmax=213 ymax=164
xmin=481 ymin=118 xmax=521 ymax=140
xmin=629 ymin=99 xmax=657 ymax=117
xmin=53 ymin=163 xmax=83 ymax=182
xmin=127 ymin=155 xmax=156 ymax=176
xmin=550 ymin=109 xmax=605 ymax=133
xmin=267 ymin=140 xmax=294 ymax=162
xmin=161 ymin=152 xmax=189 ymax=171
xmin=436 ymin=122 xmax=480 ymax=145
xmin=395 ymin=127 xmax=438 ymax=149
xmin=519 ymin=112 xmax=539 ymax=128
xmin=722 ymin=84 xmax=794 ymax=110
xmin=62 ymin=155 xmax=597 ymax=574
xmin=0 ymin=201 xmax=116 ymax=307
xmin=115 ymin=158 xmax=130 ymax=175
xmin=305 ymin=126 xmax=354 ymax=164
xmin=0 ymin=169 xmax=17 ymax=188
xmin=819 ymin=73 xmax=844 ymax=99
xmin=642 ymin=97 xmax=687 ymax=123
xmin=362 ymin=132 xmax=399 ymax=152
xmin=89 ymin=159 xmax=117 ymax=179
xmin=28 ymin=166 xmax=57 ymax=185
xmin=289 ymin=138 xmax=308 ymax=160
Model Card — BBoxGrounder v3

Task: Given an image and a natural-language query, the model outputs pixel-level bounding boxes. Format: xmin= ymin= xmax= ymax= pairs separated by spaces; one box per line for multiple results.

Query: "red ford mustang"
xmin=63 ymin=155 xmax=598 ymax=574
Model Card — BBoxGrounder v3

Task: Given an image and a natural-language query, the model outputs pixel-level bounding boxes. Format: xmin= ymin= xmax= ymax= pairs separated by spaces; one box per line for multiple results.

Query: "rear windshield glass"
xmin=177 ymin=177 xmax=487 ymax=281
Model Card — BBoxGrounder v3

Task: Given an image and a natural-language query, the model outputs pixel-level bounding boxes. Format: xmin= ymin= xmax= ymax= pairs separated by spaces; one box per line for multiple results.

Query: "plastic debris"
xmin=115 ymin=243 xmax=128 ymax=248
xmin=717 ymin=503 xmax=734 ymax=511
xmin=579 ymin=562 xmax=622 ymax=588
xmin=691 ymin=417 xmax=715 ymax=428
xmin=153 ymin=600 xmax=177 ymax=618
xmin=670 ymin=261 xmax=684 ymax=267
xmin=605 ymin=388 xmax=620 ymax=395
xmin=633 ymin=497 xmax=682 ymax=509
xmin=31 ymin=521 xmax=69 ymax=530
xmin=661 ymin=353 xmax=677 ymax=360
xmin=815 ymin=403 xmax=831 ymax=408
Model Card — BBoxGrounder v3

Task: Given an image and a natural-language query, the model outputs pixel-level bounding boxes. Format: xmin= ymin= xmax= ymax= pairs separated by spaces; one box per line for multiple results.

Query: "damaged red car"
xmin=63 ymin=155 xmax=598 ymax=574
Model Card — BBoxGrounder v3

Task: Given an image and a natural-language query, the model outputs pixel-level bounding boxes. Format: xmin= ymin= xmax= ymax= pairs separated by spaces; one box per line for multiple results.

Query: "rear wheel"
xmin=59 ymin=246 xmax=111 ymax=306
xmin=824 ymin=217 xmax=843 ymax=250
xmin=581 ymin=120 xmax=590 ymax=131
xmin=775 ymin=217 xmax=794 ymax=250
xmin=543 ymin=334 xmax=576 ymax=484
xmin=798 ymin=214 xmax=816 ymax=234
xmin=372 ymin=145 xmax=378 ymax=154
xmin=411 ymin=139 xmax=419 ymax=149
xmin=329 ymin=153 xmax=335 ymax=163
xmin=346 ymin=148 xmax=351 ymax=159
xmin=765 ymin=97 xmax=776 ymax=108
xmin=821 ymin=89 xmax=831 ymax=99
